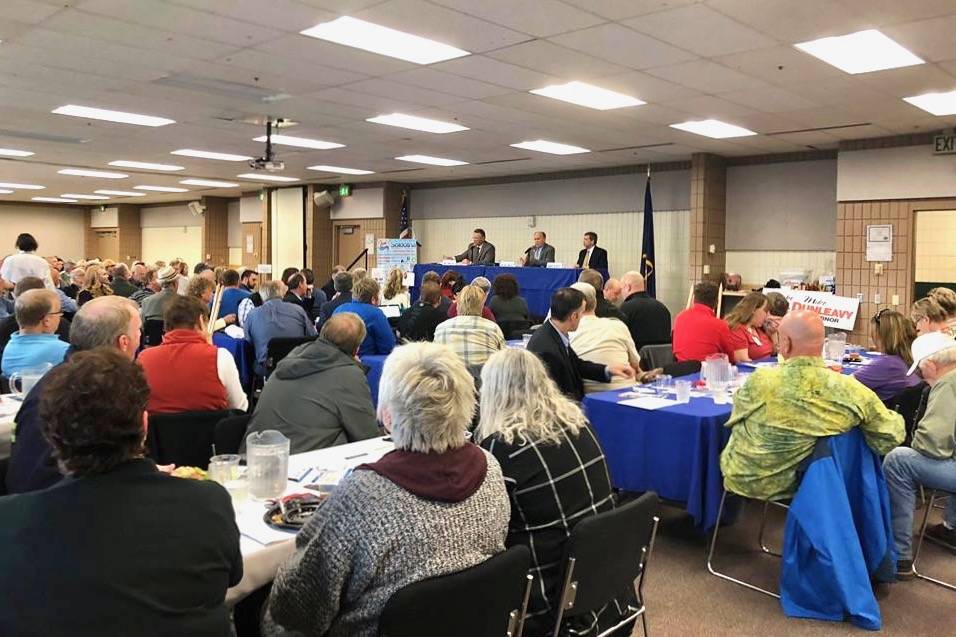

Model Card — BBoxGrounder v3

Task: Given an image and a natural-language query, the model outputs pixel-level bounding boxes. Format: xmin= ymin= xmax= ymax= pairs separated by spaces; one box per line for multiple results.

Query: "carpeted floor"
xmin=631 ymin=499 xmax=956 ymax=636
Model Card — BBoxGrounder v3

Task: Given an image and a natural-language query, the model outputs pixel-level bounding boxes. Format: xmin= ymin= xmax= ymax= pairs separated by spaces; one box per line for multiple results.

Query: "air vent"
xmin=598 ymin=142 xmax=674 ymax=152
xmin=0 ymin=128 xmax=89 ymax=144
xmin=378 ymin=168 xmax=425 ymax=174
xmin=765 ymin=123 xmax=871 ymax=135
xmin=473 ymin=157 xmax=532 ymax=165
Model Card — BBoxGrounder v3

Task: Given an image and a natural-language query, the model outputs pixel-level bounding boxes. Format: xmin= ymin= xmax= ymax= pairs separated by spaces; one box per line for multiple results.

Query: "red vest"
xmin=138 ymin=329 xmax=227 ymax=414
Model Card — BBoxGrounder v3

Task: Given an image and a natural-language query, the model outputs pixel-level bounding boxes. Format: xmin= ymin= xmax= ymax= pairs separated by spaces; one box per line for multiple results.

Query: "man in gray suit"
xmin=521 ymin=231 xmax=555 ymax=267
xmin=454 ymin=228 xmax=496 ymax=265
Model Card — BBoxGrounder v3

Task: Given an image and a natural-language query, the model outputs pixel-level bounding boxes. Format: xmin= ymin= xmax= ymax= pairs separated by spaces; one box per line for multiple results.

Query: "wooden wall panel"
xmin=115 ymin=204 xmax=141 ymax=262
xmin=201 ymin=196 xmax=229 ymax=267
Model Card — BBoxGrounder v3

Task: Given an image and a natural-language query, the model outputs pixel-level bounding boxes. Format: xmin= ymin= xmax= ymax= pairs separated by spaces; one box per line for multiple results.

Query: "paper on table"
xmin=236 ymin=501 xmax=297 ymax=546
xmin=619 ymin=396 xmax=681 ymax=411
xmin=224 ymin=324 xmax=245 ymax=339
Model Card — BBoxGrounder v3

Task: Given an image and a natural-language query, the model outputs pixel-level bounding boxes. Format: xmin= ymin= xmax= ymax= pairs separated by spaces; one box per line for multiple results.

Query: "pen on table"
xmin=345 ymin=452 xmax=368 ymax=460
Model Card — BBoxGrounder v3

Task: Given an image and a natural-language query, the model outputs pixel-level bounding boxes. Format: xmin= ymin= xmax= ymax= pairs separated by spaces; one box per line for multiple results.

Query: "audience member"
xmin=63 ymin=266 xmax=84 ymax=299
xmin=245 ymin=313 xmax=379 ymax=454
xmin=720 ymin=310 xmax=903 ymax=500
xmin=476 ymin=348 xmax=635 ymax=635
xmin=520 ymin=231 xmax=555 ymax=267
xmin=434 ymin=284 xmax=505 ymax=366
xmin=0 ymin=233 xmax=55 ymax=290
xmin=725 ymin=292 xmax=774 ymax=363
xmin=488 ymin=273 xmax=530 ymax=329
xmin=911 ymin=297 xmax=949 ymax=337
xmin=568 ymin=282 xmax=641 ymax=392
xmin=77 ymin=264 xmax=113 ymax=307
xmin=764 ymin=278 xmax=782 ymax=289
xmin=280 ymin=267 xmax=299 ymax=286
xmin=0 ymin=349 xmax=242 ymax=635
xmin=6 ymin=296 xmax=143 ymax=493
xmin=397 ymin=281 xmax=447 ymax=342
xmin=170 ymin=258 xmax=190 ymax=295
xmin=381 ymin=267 xmax=411 ymax=309
xmin=283 ymin=273 xmax=309 ymax=312
xmin=603 ymin=277 xmax=624 ymax=306
xmin=928 ymin=287 xmax=956 ymax=337
xmin=300 ymin=268 xmax=327 ymax=319
xmin=454 ymin=228 xmax=496 ymax=265
xmin=332 ymin=277 xmax=395 ymax=356
xmin=439 ymin=270 xmax=463 ymax=299
xmin=422 ymin=270 xmax=452 ymax=314
xmin=320 ymin=264 xmax=344 ymax=300
xmin=764 ymin=291 xmax=789 ymax=331
xmin=721 ymin=272 xmax=743 ymax=291
xmin=619 ymin=271 xmax=672 ymax=350
xmin=109 ymin=263 xmax=137 ymax=298
xmin=129 ymin=262 xmax=147 ymax=289
xmin=264 ymin=343 xmax=508 ymax=636
xmin=351 ymin=267 xmax=368 ymax=285
xmin=448 ymin=275 xmax=496 ymax=321
xmin=130 ymin=267 xmax=160 ymax=306
xmin=240 ymin=269 xmax=259 ymax=293
xmin=216 ymin=269 xmax=251 ymax=319
xmin=102 ymin=259 xmax=117 ymax=278
xmin=244 ymin=280 xmax=317 ymax=375
xmin=673 ymin=281 xmax=736 ymax=362
xmin=0 ymin=277 xmax=71 ymax=350
xmin=575 ymin=231 xmax=608 ymax=270
xmin=137 ymin=296 xmax=247 ymax=413
xmin=527 ymin=287 xmax=633 ymax=401
xmin=316 ymin=271 xmax=353 ymax=328
xmin=883 ymin=332 xmax=956 ymax=577
xmin=1 ymin=289 xmax=69 ymax=376
xmin=578 ymin=268 xmax=624 ymax=320
xmin=187 ymin=275 xmax=216 ymax=304
xmin=852 ymin=309 xmax=921 ymax=401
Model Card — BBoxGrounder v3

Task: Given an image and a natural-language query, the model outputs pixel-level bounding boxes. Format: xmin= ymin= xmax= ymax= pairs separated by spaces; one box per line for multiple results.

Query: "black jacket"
xmin=576 ymin=246 xmax=608 ymax=271
xmin=398 ymin=302 xmax=447 ymax=342
xmin=317 ymin=292 xmax=352 ymax=328
xmin=595 ymin=290 xmax=625 ymax=321
xmin=620 ymin=291 xmax=672 ymax=351
xmin=527 ymin=321 xmax=607 ymax=401
xmin=0 ymin=458 xmax=242 ymax=636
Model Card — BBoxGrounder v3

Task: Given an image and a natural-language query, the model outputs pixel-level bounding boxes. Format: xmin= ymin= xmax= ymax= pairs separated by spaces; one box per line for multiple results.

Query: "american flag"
xmin=398 ymin=190 xmax=412 ymax=238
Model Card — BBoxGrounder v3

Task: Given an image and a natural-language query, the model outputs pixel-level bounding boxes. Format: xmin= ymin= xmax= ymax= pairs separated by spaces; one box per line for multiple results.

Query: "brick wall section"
xmin=688 ymin=153 xmax=727 ymax=294
xmin=201 ymin=196 xmax=229 ymax=267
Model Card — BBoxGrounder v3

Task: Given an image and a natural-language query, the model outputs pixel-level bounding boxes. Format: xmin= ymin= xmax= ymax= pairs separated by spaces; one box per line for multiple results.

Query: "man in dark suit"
xmin=283 ymin=272 xmax=310 ymax=311
xmin=619 ymin=271 xmax=672 ymax=350
xmin=575 ymin=231 xmax=609 ymax=271
xmin=520 ymin=231 xmax=556 ymax=267
xmin=317 ymin=271 xmax=353 ymax=329
xmin=527 ymin=287 xmax=634 ymax=400
xmin=454 ymin=228 xmax=496 ymax=265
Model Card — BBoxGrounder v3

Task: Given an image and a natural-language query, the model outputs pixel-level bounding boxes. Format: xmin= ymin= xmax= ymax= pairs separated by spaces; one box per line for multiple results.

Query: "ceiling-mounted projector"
xmin=250 ymin=119 xmax=285 ymax=172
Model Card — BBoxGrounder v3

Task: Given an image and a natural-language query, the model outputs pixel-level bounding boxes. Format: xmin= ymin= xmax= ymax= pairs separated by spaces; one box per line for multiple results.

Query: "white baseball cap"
xmin=908 ymin=331 xmax=956 ymax=375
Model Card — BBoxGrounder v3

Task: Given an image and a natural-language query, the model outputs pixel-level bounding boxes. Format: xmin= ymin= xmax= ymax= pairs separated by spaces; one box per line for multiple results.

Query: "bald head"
xmin=778 ymin=310 xmax=825 ymax=359
xmin=70 ymin=296 xmax=142 ymax=359
xmin=620 ymin=271 xmax=646 ymax=298
xmin=320 ymin=312 xmax=367 ymax=356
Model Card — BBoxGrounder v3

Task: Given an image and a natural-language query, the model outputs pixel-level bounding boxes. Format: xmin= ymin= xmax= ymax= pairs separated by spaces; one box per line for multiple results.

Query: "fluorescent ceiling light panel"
xmin=669 ymin=119 xmax=757 ymax=139
xmin=530 ymin=81 xmax=645 ymax=110
xmin=0 ymin=148 xmax=34 ymax=157
xmin=367 ymin=113 xmax=468 ymax=134
xmin=109 ymin=160 xmax=184 ymax=171
xmin=52 ymin=104 xmax=175 ymax=127
xmin=33 ymin=196 xmax=78 ymax=203
xmin=58 ymin=168 xmax=128 ymax=179
xmin=396 ymin=154 xmax=467 ymax=167
xmin=300 ymin=16 xmax=469 ymax=65
xmin=903 ymin=89 xmax=956 ymax=116
xmin=62 ymin=193 xmax=109 ymax=200
xmin=236 ymin=173 xmax=300 ymax=182
xmin=134 ymin=185 xmax=189 ymax=193
xmin=171 ymin=149 xmax=252 ymax=162
xmin=307 ymin=165 xmax=374 ymax=175
xmin=510 ymin=140 xmax=590 ymax=155
xmin=94 ymin=189 xmax=146 ymax=197
xmin=794 ymin=29 xmax=924 ymax=74
xmin=252 ymin=134 xmax=344 ymax=150
xmin=0 ymin=182 xmax=44 ymax=190
xmin=180 ymin=178 xmax=240 ymax=188
xmin=0 ymin=189 xmax=13 ymax=194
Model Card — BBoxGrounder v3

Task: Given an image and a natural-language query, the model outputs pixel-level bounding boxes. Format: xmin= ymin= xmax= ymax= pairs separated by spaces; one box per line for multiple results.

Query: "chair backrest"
xmin=639 ymin=344 xmax=675 ymax=370
xmin=888 ymin=381 xmax=929 ymax=445
xmin=142 ymin=319 xmax=165 ymax=347
xmin=497 ymin=319 xmax=533 ymax=341
xmin=265 ymin=336 xmax=317 ymax=375
xmin=662 ymin=359 xmax=701 ymax=378
xmin=380 ymin=545 xmax=532 ymax=637
xmin=559 ymin=491 xmax=660 ymax=619
xmin=146 ymin=409 xmax=243 ymax=468
xmin=215 ymin=413 xmax=252 ymax=455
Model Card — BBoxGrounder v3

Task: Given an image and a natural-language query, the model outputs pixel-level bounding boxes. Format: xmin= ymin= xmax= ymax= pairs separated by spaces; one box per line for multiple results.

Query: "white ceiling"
xmin=1 ymin=0 xmax=956 ymax=204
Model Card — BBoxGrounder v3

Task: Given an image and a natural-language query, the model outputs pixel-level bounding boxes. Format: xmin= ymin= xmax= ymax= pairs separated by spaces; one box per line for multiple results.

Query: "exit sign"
xmin=338 ymin=183 xmax=352 ymax=197
xmin=933 ymin=133 xmax=956 ymax=154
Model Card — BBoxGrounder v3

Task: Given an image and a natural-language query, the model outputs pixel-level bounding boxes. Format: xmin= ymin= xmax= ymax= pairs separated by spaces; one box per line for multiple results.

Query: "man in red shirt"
xmin=673 ymin=281 xmax=736 ymax=362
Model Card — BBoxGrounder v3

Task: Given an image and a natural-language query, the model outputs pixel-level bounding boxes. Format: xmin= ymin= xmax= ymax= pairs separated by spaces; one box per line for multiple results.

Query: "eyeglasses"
xmin=46 ymin=311 xmax=63 ymax=318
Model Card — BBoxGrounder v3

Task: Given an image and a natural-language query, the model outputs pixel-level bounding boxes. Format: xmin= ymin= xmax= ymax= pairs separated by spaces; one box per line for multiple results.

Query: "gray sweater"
xmin=265 ymin=450 xmax=510 ymax=636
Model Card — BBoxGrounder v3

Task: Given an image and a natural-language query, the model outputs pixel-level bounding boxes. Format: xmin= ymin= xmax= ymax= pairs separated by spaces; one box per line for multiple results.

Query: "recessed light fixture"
xmin=134 ymin=185 xmax=189 ymax=193
xmin=52 ymin=104 xmax=175 ymax=127
xmin=669 ymin=119 xmax=757 ymax=139
xmin=33 ymin=196 xmax=79 ymax=203
xmin=252 ymin=134 xmax=344 ymax=150
xmin=794 ymin=29 xmax=924 ymax=74
xmin=58 ymin=168 xmax=129 ymax=179
xmin=0 ymin=148 xmax=35 ymax=157
xmin=62 ymin=193 xmax=110 ymax=200
xmin=94 ymin=189 xmax=146 ymax=197
xmin=903 ymin=89 xmax=956 ymax=116
xmin=307 ymin=165 xmax=375 ymax=175
xmin=109 ymin=160 xmax=184 ymax=171
xmin=171 ymin=149 xmax=252 ymax=162
xmin=180 ymin=178 xmax=240 ymax=188
xmin=300 ymin=16 xmax=470 ymax=65
xmin=0 ymin=182 xmax=45 ymax=190
xmin=367 ymin=113 xmax=469 ymax=134
xmin=396 ymin=154 xmax=468 ymax=167
xmin=236 ymin=173 xmax=300 ymax=183
xmin=510 ymin=140 xmax=590 ymax=155
xmin=530 ymin=81 xmax=645 ymax=110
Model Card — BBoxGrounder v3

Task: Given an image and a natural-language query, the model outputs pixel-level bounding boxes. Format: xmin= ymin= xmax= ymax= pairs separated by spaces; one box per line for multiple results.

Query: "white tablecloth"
xmin=0 ymin=395 xmax=23 ymax=460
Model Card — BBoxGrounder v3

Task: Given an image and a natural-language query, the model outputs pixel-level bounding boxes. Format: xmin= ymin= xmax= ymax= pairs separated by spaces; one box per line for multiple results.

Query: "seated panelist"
xmin=519 ymin=231 xmax=555 ymax=267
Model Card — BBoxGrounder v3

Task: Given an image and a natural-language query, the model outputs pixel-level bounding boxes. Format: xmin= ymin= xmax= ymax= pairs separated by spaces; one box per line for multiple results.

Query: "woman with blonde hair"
xmin=476 ymin=347 xmax=634 ymax=636
xmin=433 ymin=284 xmax=504 ymax=366
xmin=724 ymin=291 xmax=773 ymax=362
xmin=76 ymin=264 xmax=112 ymax=306
xmin=928 ymin=287 xmax=956 ymax=336
xmin=852 ymin=309 xmax=921 ymax=401
xmin=381 ymin=267 xmax=410 ymax=310
xmin=911 ymin=297 xmax=949 ymax=336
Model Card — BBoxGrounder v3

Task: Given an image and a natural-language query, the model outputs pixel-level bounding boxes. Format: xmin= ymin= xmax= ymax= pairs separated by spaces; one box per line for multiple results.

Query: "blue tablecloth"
xmin=411 ymin=263 xmax=609 ymax=318
xmin=361 ymin=354 xmax=387 ymax=407
xmin=583 ymin=377 xmax=732 ymax=530
xmin=213 ymin=332 xmax=255 ymax=390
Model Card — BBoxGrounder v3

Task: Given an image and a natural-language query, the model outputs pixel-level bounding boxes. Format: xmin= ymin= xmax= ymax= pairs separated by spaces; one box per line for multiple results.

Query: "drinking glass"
xmin=675 ymin=380 xmax=692 ymax=403
xmin=824 ymin=332 xmax=847 ymax=362
xmin=208 ymin=454 xmax=241 ymax=485
xmin=654 ymin=374 xmax=673 ymax=396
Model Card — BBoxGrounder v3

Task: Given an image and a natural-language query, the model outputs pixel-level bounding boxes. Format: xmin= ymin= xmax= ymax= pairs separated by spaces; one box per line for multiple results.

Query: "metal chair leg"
xmin=706 ymin=490 xmax=781 ymax=599
xmin=758 ymin=500 xmax=788 ymax=557
xmin=913 ymin=490 xmax=956 ymax=591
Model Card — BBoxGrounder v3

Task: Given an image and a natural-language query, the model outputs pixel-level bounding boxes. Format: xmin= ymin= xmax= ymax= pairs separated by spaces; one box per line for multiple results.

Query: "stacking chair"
xmin=142 ymin=319 xmax=165 ymax=347
xmin=913 ymin=489 xmax=956 ymax=591
xmin=662 ymin=359 xmax=701 ymax=378
xmin=265 ymin=336 xmax=317 ymax=377
xmin=497 ymin=319 xmax=533 ymax=340
xmin=379 ymin=545 xmax=533 ymax=637
xmin=146 ymin=409 xmax=244 ymax=468
xmin=215 ymin=413 xmax=252 ymax=455
xmin=638 ymin=344 xmax=675 ymax=371
xmin=551 ymin=492 xmax=660 ymax=637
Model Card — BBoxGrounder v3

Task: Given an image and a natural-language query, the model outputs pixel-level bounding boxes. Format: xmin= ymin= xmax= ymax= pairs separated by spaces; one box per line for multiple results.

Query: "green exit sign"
xmin=338 ymin=184 xmax=352 ymax=197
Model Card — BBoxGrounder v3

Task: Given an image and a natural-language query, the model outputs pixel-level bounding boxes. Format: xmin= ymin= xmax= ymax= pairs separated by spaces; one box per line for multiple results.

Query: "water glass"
xmin=824 ymin=332 xmax=847 ymax=362
xmin=224 ymin=476 xmax=249 ymax=510
xmin=675 ymin=380 xmax=692 ymax=403
xmin=207 ymin=454 xmax=241 ymax=485
xmin=653 ymin=374 xmax=673 ymax=396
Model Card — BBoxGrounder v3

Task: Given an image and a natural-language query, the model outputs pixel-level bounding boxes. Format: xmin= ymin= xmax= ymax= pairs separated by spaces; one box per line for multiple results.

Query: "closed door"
xmin=336 ymin=224 xmax=365 ymax=269
xmin=94 ymin=230 xmax=119 ymax=261
xmin=242 ymin=222 xmax=262 ymax=268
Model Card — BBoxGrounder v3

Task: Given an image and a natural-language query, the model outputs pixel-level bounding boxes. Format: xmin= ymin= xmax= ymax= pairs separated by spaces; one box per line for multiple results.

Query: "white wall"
xmin=239 ymin=194 xmax=262 ymax=223
xmin=140 ymin=204 xmax=202 ymax=228
xmin=90 ymin=207 xmax=118 ymax=228
xmin=838 ymin=145 xmax=956 ymax=201
xmin=139 ymin=204 xmax=203 ymax=266
xmin=726 ymin=159 xmax=836 ymax=250
xmin=0 ymin=203 xmax=86 ymax=260
xmin=330 ymin=187 xmax=384 ymax=219
xmin=271 ymin=187 xmax=304 ymax=275
xmin=726 ymin=250 xmax=836 ymax=286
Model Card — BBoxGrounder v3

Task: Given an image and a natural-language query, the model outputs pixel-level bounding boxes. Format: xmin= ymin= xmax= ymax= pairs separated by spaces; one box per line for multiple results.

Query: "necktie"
xmin=534 ymin=247 xmax=541 ymax=261
xmin=583 ymin=249 xmax=591 ymax=268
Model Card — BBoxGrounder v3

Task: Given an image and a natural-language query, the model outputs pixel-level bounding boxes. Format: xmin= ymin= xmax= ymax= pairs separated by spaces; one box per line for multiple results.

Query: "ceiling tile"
xmin=213 ymin=49 xmax=365 ymax=89
xmin=388 ymin=68 xmax=514 ymax=99
xmin=548 ymin=23 xmax=698 ymax=71
xmin=164 ymin=0 xmax=335 ymax=32
xmin=837 ymin=0 xmax=956 ymax=27
xmin=714 ymin=45 xmax=846 ymax=87
xmin=487 ymin=40 xmax=630 ymax=78
xmin=658 ymin=94 xmax=762 ymax=121
xmin=2 ymin=0 xmax=65 ymax=23
xmin=560 ymin=0 xmax=699 ymax=20
xmin=428 ymin=0 xmax=604 ymax=38
xmin=704 ymin=0 xmax=865 ymax=42
xmin=432 ymin=56 xmax=556 ymax=91
xmin=346 ymin=77 xmax=469 ymax=107
xmin=855 ymin=64 xmax=956 ymax=98
xmin=254 ymin=33 xmax=415 ymax=76
xmin=623 ymin=5 xmax=777 ymax=57
xmin=718 ymin=86 xmax=820 ymax=113
xmin=885 ymin=15 xmax=956 ymax=63
xmin=598 ymin=70 xmax=702 ymax=103
xmin=646 ymin=59 xmax=769 ymax=94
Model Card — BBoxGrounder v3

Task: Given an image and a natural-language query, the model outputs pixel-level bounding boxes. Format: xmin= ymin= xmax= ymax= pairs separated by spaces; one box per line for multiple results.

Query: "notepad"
xmin=619 ymin=396 xmax=681 ymax=410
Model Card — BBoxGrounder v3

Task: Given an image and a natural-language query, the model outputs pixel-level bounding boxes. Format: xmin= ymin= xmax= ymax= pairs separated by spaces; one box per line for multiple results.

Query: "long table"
xmin=411 ymin=264 xmax=610 ymax=318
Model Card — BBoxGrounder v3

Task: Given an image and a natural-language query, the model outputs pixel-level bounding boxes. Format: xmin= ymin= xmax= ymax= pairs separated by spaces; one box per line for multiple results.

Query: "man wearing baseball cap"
xmin=883 ymin=331 xmax=956 ymax=578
